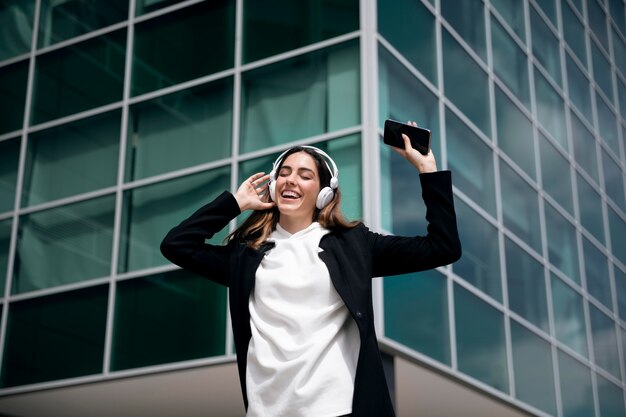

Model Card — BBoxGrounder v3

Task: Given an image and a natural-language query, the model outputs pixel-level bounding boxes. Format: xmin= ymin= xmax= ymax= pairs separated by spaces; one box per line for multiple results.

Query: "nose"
xmin=285 ymin=172 xmax=297 ymax=185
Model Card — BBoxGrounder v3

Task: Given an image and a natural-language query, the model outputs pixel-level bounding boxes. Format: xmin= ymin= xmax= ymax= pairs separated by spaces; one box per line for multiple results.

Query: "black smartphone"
xmin=383 ymin=119 xmax=431 ymax=155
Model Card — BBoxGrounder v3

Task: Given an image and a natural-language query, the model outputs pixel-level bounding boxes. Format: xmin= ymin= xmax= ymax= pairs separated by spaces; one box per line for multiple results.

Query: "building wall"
xmin=0 ymin=0 xmax=625 ymax=416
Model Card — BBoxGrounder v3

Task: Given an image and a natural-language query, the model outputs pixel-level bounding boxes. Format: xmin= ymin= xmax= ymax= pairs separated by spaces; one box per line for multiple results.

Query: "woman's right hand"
xmin=234 ymin=172 xmax=276 ymax=212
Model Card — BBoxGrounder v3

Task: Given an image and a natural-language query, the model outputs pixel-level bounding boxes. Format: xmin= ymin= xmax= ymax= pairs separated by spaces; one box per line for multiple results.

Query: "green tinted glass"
xmin=443 ymin=30 xmax=490 ymax=136
xmin=577 ymin=174 xmax=605 ymax=244
xmin=603 ymin=150 xmax=626 ymax=212
xmin=616 ymin=266 xmax=626 ymax=322
xmin=563 ymin=2 xmax=587 ymax=66
xmin=615 ymin=28 xmax=626 ymax=81
xmin=597 ymin=374 xmax=626 ymax=417
xmin=378 ymin=0 xmax=436 ymax=83
xmin=491 ymin=0 xmax=525 ymax=41
xmin=32 ymin=30 xmax=126 ymax=124
xmin=619 ymin=77 xmax=626 ymax=121
xmin=596 ymin=94 xmax=619 ymax=155
xmin=132 ymin=0 xmax=234 ymax=96
xmin=455 ymin=284 xmax=508 ymax=392
xmin=324 ymin=135 xmax=361 ymax=220
xmin=491 ymin=18 xmax=529 ymax=108
xmin=0 ymin=219 xmax=11 ymax=295
xmin=591 ymin=41 xmax=613 ymax=100
xmin=531 ymin=8 xmax=561 ymax=86
xmin=558 ymin=350 xmax=595 ymax=417
xmin=571 ymin=112 xmax=598 ymax=182
xmin=1 ymin=285 xmax=108 ymax=387
xmin=244 ymin=0 xmax=358 ymax=64
xmin=500 ymin=162 xmax=542 ymax=252
xmin=608 ymin=206 xmax=626 ymax=267
xmin=119 ymin=166 xmax=230 ymax=273
xmin=544 ymin=202 xmax=580 ymax=283
xmin=610 ymin=0 xmax=626 ymax=37
xmin=567 ymin=55 xmax=592 ymax=124
xmin=534 ymin=68 xmax=567 ymax=149
xmin=13 ymin=195 xmax=115 ymax=293
xmin=0 ymin=0 xmax=35 ymax=61
xmin=135 ymin=0 xmax=185 ymax=15
xmin=539 ymin=133 xmax=574 ymax=214
xmin=583 ymin=238 xmax=611 ymax=308
xmin=0 ymin=138 xmax=20 ymax=213
xmin=446 ymin=109 xmax=496 ymax=215
xmin=0 ymin=60 xmax=28 ymax=134
xmin=589 ymin=304 xmax=621 ymax=379
xmin=38 ymin=0 xmax=128 ymax=48
xmin=384 ymin=270 xmax=450 ymax=365
xmin=23 ymin=111 xmax=121 ymax=206
xmin=494 ymin=87 xmax=535 ymax=179
xmin=112 ymin=269 xmax=226 ymax=370
xmin=552 ymin=274 xmax=588 ymax=357
xmin=126 ymin=79 xmax=232 ymax=182
xmin=534 ymin=0 xmax=556 ymax=24
xmin=510 ymin=321 xmax=556 ymax=415
xmin=240 ymin=41 xmax=359 ymax=153
xmin=505 ymin=238 xmax=548 ymax=331
xmin=588 ymin=0 xmax=609 ymax=51
xmin=441 ymin=0 xmax=486 ymax=60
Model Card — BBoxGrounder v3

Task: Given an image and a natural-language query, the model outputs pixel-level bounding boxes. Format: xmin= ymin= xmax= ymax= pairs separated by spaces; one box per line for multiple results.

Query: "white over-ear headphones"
xmin=268 ymin=145 xmax=339 ymax=210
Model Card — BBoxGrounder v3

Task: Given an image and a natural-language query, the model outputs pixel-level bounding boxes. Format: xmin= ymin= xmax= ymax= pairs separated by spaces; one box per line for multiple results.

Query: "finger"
xmin=248 ymin=172 xmax=266 ymax=184
xmin=401 ymin=133 xmax=412 ymax=152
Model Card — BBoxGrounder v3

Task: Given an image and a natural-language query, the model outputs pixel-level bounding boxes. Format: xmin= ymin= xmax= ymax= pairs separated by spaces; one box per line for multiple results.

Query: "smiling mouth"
xmin=281 ymin=190 xmax=301 ymax=199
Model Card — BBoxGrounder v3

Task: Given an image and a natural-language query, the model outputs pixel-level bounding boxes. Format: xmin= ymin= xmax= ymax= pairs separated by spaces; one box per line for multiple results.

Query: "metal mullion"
xmin=34 ymin=20 xmax=128 ymax=57
xmin=0 ymin=53 xmax=31 ymax=70
xmin=7 ymin=277 xmax=111 ymax=303
xmin=17 ymin=187 xmax=117 ymax=216
xmin=133 ymin=0 xmax=207 ymax=24
xmin=439 ymin=18 xmax=490 ymax=74
xmin=0 ymin=132 xmax=22 ymax=143
xmin=27 ymin=101 xmax=124 ymax=134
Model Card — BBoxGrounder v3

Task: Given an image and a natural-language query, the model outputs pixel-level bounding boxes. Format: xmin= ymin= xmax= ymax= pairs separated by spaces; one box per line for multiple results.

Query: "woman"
xmin=160 ymin=123 xmax=462 ymax=417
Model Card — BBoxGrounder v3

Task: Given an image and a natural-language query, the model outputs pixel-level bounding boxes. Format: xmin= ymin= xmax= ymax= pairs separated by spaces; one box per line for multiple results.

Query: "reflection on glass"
xmin=126 ymin=79 xmax=232 ymax=181
xmin=500 ymin=162 xmax=542 ymax=252
xmin=112 ymin=269 xmax=227 ymax=370
xmin=545 ymin=202 xmax=580 ymax=283
xmin=241 ymin=41 xmax=359 ymax=153
xmin=132 ymin=0 xmax=235 ymax=96
xmin=32 ymin=30 xmax=126 ymax=124
xmin=38 ymin=0 xmax=128 ymax=48
xmin=563 ymin=2 xmax=587 ymax=66
xmin=566 ymin=54 xmax=592 ymax=123
xmin=446 ymin=109 xmax=496 ymax=215
xmin=534 ymin=0 xmax=556 ymax=24
xmin=0 ymin=0 xmax=35 ymax=61
xmin=455 ymin=284 xmax=508 ymax=392
xmin=378 ymin=0 xmax=436 ymax=83
xmin=135 ymin=0 xmax=185 ymax=15
xmin=620 ymin=77 xmax=626 ymax=121
xmin=614 ymin=27 xmax=626 ymax=81
xmin=13 ymin=195 xmax=115 ymax=293
xmin=591 ymin=41 xmax=613 ymax=101
xmin=23 ymin=111 xmax=121 ymax=206
xmin=384 ymin=270 xmax=450 ymax=364
xmin=0 ymin=285 xmax=108 ymax=387
xmin=610 ymin=1 xmax=626 ymax=38
xmin=0 ymin=138 xmax=20 ymax=213
xmin=577 ymin=174 xmax=605 ymax=244
xmin=0 ymin=219 xmax=11 ymax=294
xmin=589 ymin=304 xmax=621 ymax=379
xmin=244 ymin=0 xmax=358 ymax=63
xmin=510 ymin=321 xmax=556 ymax=415
xmin=491 ymin=18 xmax=529 ymax=107
xmin=587 ymin=0 xmax=609 ymax=51
xmin=119 ymin=166 xmax=230 ymax=274
xmin=505 ymin=238 xmax=548 ymax=331
xmin=534 ymin=68 xmax=567 ymax=149
xmin=530 ymin=7 xmax=561 ymax=86
xmin=443 ymin=30 xmax=490 ymax=136
xmin=539 ymin=133 xmax=574 ymax=214
xmin=0 ymin=60 xmax=28 ymax=134
xmin=596 ymin=94 xmax=619 ymax=155
xmin=552 ymin=274 xmax=588 ymax=357
xmin=441 ymin=0 xmax=485 ymax=60
xmin=583 ymin=238 xmax=611 ymax=309
xmin=608 ymin=206 xmax=626 ymax=267
xmin=571 ymin=113 xmax=598 ymax=182
xmin=491 ymin=0 xmax=525 ymax=41
xmin=597 ymin=374 xmax=626 ymax=417
xmin=602 ymin=150 xmax=626 ymax=212
xmin=615 ymin=266 xmax=626 ymax=322
xmin=558 ymin=350 xmax=595 ymax=417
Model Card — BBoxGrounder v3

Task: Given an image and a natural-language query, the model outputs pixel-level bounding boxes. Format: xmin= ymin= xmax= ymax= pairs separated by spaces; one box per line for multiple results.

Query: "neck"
xmin=278 ymin=214 xmax=314 ymax=234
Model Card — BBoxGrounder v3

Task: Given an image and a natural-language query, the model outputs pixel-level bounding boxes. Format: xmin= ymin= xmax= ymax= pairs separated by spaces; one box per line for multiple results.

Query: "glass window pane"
xmin=500 ymin=162 xmax=542 ymax=252
xmin=384 ymin=270 xmax=450 ymax=365
xmin=0 ymin=0 xmax=35 ymax=61
xmin=491 ymin=18 xmax=530 ymax=108
xmin=378 ymin=0 xmax=436 ymax=83
xmin=614 ymin=27 xmax=626 ymax=81
xmin=615 ymin=266 xmax=626 ymax=323
xmin=38 ymin=0 xmax=128 ymax=48
xmin=552 ymin=275 xmax=588 ymax=357
xmin=132 ymin=0 xmax=235 ymax=96
xmin=534 ymin=0 xmax=556 ymax=24
xmin=619 ymin=77 xmax=626 ymax=121
xmin=558 ymin=350 xmax=595 ymax=417
xmin=0 ymin=138 xmax=20 ymax=213
xmin=539 ymin=133 xmax=574 ymax=214
xmin=597 ymin=374 xmax=626 ymax=417
xmin=378 ymin=47 xmax=441 ymax=159
xmin=244 ymin=0 xmax=358 ymax=64
xmin=510 ymin=321 xmax=557 ymax=415
xmin=577 ymin=173 xmax=605 ymax=244
xmin=505 ymin=239 xmax=548 ymax=331
xmin=608 ymin=206 xmax=626 ymax=266
xmin=563 ymin=2 xmax=587 ymax=66
xmin=135 ymin=0 xmax=185 ymax=15
xmin=126 ymin=79 xmax=232 ymax=182
xmin=531 ymin=8 xmax=561 ymax=86
xmin=588 ymin=0 xmax=609 ymax=51
xmin=0 ymin=219 xmax=11 ymax=295
xmin=571 ymin=112 xmax=599 ymax=182
xmin=597 ymin=94 xmax=620 ymax=155
xmin=603 ymin=150 xmax=626 ymax=212
xmin=112 ymin=269 xmax=226 ymax=370
xmin=591 ymin=41 xmax=614 ymax=101
xmin=589 ymin=303 xmax=621 ymax=379
xmin=491 ymin=0 xmax=525 ymax=41
xmin=0 ymin=60 xmax=28 ymax=134
xmin=452 ymin=199 xmax=501 ymax=301
xmin=13 ymin=195 xmax=115 ymax=293
xmin=23 ymin=111 xmax=121 ymax=206
xmin=446 ymin=109 xmax=496 ymax=215
xmin=443 ymin=30 xmax=490 ymax=136
xmin=583 ymin=238 xmax=612 ymax=309
xmin=567 ymin=54 xmax=592 ymax=123
xmin=494 ymin=87 xmax=535 ymax=179
xmin=545 ymin=202 xmax=580 ymax=283
xmin=610 ymin=0 xmax=626 ymax=37
xmin=240 ymin=40 xmax=359 ymax=153
xmin=534 ymin=68 xmax=567 ymax=149
xmin=0 ymin=285 xmax=108 ymax=387
xmin=32 ymin=30 xmax=126 ymax=125
xmin=455 ymin=284 xmax=508 ymax=392
xmin=441 ymin=0 xmax=486 ymax=60
xmin=119 ymin=166 xmax=230 ymax=274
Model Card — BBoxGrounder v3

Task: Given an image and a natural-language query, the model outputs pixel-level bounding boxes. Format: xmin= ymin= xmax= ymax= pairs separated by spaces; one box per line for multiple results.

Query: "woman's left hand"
xmin=392 ymin=121 xmax=438 ymax=174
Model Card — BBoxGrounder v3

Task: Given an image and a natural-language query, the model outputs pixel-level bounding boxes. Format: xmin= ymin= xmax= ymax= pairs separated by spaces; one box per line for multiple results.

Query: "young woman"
xmin=160 ymin=123 xmax=462 ymax=417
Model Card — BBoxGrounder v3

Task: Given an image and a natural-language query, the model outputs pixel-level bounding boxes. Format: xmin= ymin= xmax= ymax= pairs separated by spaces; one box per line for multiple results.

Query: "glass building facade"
xmin=0 ymin=0 xmax=625 ymax=416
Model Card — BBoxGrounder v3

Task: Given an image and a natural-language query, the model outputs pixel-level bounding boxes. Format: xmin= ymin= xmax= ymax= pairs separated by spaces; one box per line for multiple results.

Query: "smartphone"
xmin=383 ymin=119 xmax=431 ymax=155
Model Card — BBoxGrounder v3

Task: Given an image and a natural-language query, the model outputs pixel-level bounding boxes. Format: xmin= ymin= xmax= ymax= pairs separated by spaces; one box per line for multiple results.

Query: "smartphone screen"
xmin=383 ymin=119 xmax=431 ymax=155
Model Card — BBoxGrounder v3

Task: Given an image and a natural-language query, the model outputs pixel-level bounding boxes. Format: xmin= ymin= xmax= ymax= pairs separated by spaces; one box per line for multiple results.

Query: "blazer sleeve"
xmin=160 ymin=191 xmax=241 ymax=286
xmin=368 ymin=170 xmax=462 ymax=277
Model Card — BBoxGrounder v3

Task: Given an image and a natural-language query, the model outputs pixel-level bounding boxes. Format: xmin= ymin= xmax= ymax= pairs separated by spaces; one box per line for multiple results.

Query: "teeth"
xmin=282 ymin=190 xmax=300 ymax=199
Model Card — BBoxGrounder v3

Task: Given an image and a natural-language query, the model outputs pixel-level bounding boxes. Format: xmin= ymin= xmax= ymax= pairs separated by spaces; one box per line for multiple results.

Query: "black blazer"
xmin=160 ymin=170 xmax=462 ymax=417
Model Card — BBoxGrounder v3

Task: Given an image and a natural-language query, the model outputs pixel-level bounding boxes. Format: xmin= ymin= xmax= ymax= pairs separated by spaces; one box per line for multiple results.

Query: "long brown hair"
xmin=227 ymin=147 xmax=360 ymax=249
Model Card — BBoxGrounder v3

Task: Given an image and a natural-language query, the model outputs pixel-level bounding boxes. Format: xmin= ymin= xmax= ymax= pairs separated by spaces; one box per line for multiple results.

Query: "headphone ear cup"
xmin=269 ymin=180 xmax=276 ymax=202
xmin=316 ymin=187 xmax=335 ymax=209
